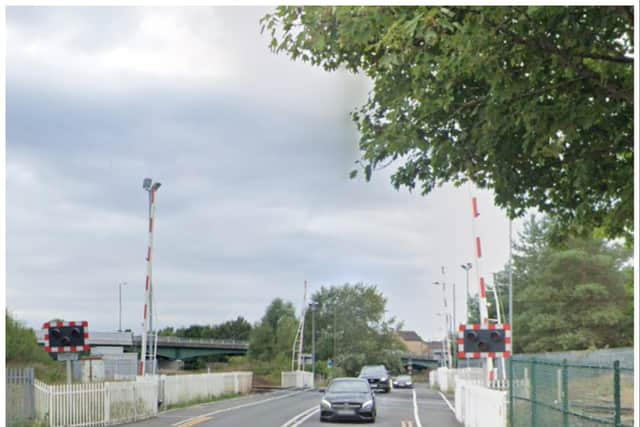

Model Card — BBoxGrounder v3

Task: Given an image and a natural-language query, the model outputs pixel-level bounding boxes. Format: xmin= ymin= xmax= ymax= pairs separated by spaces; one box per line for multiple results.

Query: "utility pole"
xmin=461 ymin=263 xmax=472 ymax=322
xmin=434 ymin=275 xmax=452 ymax=369
xmin=452 ymin=281 xmax=457 ymax=336
xmin=508 ymin=219 xmax=513 ymax=348
xmin=309 ymin=302 xmax=317 ymax=387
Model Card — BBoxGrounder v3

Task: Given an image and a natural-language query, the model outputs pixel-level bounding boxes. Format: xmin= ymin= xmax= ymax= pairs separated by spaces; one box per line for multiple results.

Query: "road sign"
xmin=327 ymin=359 xmax=333 ymax=368
xmin=57 ymin=353 xmax=79 ymax=361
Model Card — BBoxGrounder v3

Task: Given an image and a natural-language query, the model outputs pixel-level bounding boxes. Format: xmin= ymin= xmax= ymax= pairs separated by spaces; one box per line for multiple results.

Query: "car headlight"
xmin=361 ymin=399 xmax=374 ymax=410
xmin=380 ymin=377 xmax=388 ymax=382
xmin=321 ymin=399 xmax=332 ymax=409
xmin=407 ymin=381 xmax=412 ymax=385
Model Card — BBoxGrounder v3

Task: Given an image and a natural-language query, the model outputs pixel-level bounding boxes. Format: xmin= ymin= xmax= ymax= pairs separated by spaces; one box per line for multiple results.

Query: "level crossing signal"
xmin=458 ymin=324 xmax=511 ymax=359
xmin=43 ymin=321 xmax=90 ymax=353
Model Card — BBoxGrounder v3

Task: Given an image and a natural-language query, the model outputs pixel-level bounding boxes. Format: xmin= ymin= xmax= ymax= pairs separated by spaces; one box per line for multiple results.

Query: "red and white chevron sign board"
xmin=457 ymin=323 xmax=511 ymax=359
xmin=43 ymin=321 xmax=90 ymax=353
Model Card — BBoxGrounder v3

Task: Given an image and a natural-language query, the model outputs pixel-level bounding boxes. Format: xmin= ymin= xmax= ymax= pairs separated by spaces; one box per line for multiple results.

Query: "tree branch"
xmin=575 ymin=52 xmax=634 ymax=64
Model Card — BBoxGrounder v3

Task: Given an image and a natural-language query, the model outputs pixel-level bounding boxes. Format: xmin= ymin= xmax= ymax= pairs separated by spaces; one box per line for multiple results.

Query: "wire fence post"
xmin=613 ymin=360 xmax=621 ymax=427
xmin=561 ymin=359 xmax=568 ymax=427
xmin=530 ymin=360 xmax=536 ymax=427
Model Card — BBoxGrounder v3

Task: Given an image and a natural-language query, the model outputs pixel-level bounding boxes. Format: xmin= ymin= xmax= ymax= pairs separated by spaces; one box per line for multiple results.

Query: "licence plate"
xmin=336 ymin=409 xmax=355 ymax=416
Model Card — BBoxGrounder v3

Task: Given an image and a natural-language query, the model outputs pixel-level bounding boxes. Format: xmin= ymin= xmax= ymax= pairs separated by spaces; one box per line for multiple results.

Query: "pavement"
xmin=121 ymin=384 xmax=462 ymax=427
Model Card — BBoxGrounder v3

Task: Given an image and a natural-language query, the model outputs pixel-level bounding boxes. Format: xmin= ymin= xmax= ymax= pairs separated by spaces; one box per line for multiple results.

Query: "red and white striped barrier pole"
xmin=470 ymin=193 xmax=495 ymax=381
xmin=140 ymin=178 xmax=161 ymax=375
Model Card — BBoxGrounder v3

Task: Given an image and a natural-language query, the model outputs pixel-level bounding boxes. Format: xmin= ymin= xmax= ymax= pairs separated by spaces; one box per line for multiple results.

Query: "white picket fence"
xmin=162 ymin=372 xmax=252 ymax=407
xmin=34 ymin=378 xmax=157 ymax=427
xmin=31 ymin=371 xmax=252 ymax=427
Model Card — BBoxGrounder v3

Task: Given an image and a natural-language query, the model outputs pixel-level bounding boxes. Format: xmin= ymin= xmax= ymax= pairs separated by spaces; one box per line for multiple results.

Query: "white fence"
xmin=455 ymin=380 xmax=507 ymax=427
xmin=281 ymin=371 xmax=314 ymax=388
xmin=162 ymin=372 xmax=252 ymax=407
xmin=31 ymin=371 xmax=252 ymax=427
xmin=34 ymin=378 xmax=157 ymax=427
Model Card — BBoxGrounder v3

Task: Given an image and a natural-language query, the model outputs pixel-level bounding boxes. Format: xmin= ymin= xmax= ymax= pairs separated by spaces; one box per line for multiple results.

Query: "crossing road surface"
xmin=123 ymin=384 xmax=461 ymax=427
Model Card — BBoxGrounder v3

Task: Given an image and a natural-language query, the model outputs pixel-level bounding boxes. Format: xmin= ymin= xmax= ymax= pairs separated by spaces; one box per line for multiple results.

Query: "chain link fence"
xmin=509 ymin=348 xmax=633 ymax=427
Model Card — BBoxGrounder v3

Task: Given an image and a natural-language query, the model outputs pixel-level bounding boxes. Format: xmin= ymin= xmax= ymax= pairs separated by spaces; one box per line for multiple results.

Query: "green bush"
xmin=6 ymin=311 xmax=66 ymax=383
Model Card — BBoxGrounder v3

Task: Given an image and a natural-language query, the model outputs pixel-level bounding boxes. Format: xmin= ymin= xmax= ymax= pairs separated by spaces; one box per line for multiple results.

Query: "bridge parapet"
xmin=132 ymin=336 xmax=249 ymax=350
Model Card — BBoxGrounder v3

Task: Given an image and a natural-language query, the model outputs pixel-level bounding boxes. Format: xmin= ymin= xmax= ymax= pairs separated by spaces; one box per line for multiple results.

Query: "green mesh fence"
xmin=509 ymin=348 xmax=634 ymax=427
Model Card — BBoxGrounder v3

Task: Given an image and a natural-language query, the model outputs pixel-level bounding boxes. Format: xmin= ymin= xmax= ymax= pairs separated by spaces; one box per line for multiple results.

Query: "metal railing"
xmin=132 ymin=335 xmax=249 ymax=348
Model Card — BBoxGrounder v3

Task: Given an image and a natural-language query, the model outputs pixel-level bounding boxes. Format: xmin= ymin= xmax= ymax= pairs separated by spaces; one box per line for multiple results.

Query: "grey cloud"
xmin=6 ymin=7 xmax=519 ymax=342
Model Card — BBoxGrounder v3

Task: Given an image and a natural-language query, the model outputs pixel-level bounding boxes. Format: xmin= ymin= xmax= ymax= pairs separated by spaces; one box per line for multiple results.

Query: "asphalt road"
xmin=123 ymin=384 xmax=461 ymax=427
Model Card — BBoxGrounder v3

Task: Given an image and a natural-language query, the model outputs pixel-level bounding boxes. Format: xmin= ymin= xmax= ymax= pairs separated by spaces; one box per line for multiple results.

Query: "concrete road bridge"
xmin=400 ymin=353 xmax=442 ymax=371
xmin=36 ymin=331 xmax=249 ymax=361
xmin=130 ymin=335 xmax=248 ymax=360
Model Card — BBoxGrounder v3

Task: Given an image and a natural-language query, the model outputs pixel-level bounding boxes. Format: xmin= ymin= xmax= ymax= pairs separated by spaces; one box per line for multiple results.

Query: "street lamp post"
xmin=140 ymin=178 xmax=161 ymax=376
xmin=461 ymin=263 xmax=472 ymax=322
xmin=119 ymin=282 xmax=127 ymax=332
xmin=452 ymin=282 xmax=457 ymax=335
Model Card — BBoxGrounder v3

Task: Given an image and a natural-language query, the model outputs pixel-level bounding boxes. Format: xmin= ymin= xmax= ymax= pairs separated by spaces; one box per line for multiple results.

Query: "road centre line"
xmin=175 ymin=416 xmax=211 ymax=427
xmin=281 ymin=405 xmax=320 ymax=427
xmin=412 ymin=389 xmax=423 ymax=427
xmin=172 ymin=390 xmax=303 ymax=426
xmin=438 ymin=391 xmax=456 ymax=414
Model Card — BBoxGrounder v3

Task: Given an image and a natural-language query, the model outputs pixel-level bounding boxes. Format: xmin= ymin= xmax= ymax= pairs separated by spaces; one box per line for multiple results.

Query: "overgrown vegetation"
xmin=6 ymin=311 xmax=65 ymax=383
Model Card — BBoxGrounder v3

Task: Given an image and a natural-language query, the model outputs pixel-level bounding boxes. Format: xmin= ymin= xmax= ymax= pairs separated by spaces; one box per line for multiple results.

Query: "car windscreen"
xmin=397 ymin=376 xmax=411 ymax=381
xmin=328 ymin=380 xmax=370 ymax=393
xmin=360 ymin=367 xmax=387 ymax=376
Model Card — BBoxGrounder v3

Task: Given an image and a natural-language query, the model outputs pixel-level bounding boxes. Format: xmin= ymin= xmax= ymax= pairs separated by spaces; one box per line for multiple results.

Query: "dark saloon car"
xmin=358 ymin=365 xmax=391 ymax=393
xmin=392 ymin=375 xmax=413 ymax=389
xmin=320 ymin=378 xmax=376 ymax=423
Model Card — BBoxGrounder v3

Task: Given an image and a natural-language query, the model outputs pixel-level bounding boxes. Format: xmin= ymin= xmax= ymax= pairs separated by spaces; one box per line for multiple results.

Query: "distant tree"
xmin=308 ymin=283 xmax=407 ymax=375
xmin=262 ymin=6 xmax=634 ymax=239
xmin=158 ymin=326 xmax=175 ymax=336
xmin=249 ymin=298 xmax=298 ymax=366
xmin=503 ymin=216 xmax=633 ymax=353
xmin=164 ymin=317 xmax=252 ymax=341
xmin=210 ymin=316 xmax=252 ymax=341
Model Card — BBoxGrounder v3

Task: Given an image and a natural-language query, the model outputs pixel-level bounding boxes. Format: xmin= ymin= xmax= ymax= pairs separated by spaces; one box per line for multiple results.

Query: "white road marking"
xmin=172 ymin=390 xmax=303 ymax=426
xmin=438 ymin=391 xmax=456 ymax=414
xmin=412 ymin=389 xmax=423 ymax=427
xmin=280 ymin=405 xmax=320 ymax=427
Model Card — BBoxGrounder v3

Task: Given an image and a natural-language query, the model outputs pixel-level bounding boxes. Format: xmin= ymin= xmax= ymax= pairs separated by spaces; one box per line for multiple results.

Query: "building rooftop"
xmin=397 ymin=330 xmax=424 ymax=342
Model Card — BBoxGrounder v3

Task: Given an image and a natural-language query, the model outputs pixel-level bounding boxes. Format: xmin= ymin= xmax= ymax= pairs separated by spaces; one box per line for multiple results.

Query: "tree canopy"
xmin=248 ymin=298 xmax=298 ymax=365
xmin=262 ymin=6 xmax=634 ymax=239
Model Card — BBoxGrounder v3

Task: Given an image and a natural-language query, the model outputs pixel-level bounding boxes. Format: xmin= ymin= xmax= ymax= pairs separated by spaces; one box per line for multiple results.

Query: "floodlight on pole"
xmin=433 ymin=280 xmax=452 ymax=368
xmin=140 ymin=177 xmax=161 ymax=376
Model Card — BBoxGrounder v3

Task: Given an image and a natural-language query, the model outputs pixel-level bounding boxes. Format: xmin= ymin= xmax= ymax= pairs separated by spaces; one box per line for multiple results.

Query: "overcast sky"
xmin=6 ymin=6 xmax=523 ymax=342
